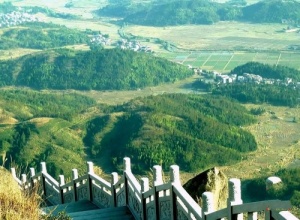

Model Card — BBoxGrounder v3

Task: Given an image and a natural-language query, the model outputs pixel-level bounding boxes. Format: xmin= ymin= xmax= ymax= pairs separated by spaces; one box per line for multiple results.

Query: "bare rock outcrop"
xmin=183 ymin=167 xmax=228 ymax=210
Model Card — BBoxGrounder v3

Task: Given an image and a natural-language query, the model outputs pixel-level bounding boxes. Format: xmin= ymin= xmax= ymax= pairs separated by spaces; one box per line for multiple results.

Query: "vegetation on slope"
xmin=210 ymin=62 xmax=300 ymax=107
xmin=0 ymin=89 xmax=96 ymax=177
xmin=242 ymin=0 xmax=300 ymax=23
xmin=246 ymin=168 xmax=300 ymax=208
xmin=98 ymin=0 xmax=300 ymax=26
xmin=84 ymin=94 xmax=257 ymax=173
xmin=231 ymin=62 xmax=300 ymax=81
xmin=0 ymin=167 xmax=41 ymax=219
xmin=212 ymin=84 xmax=299 ymax=107
xmin=0 ymin=167 xmax=71 ymax=219
xmin=0 ymin=23 xmax=89 ymax=50
xmin=0 ymin=49 xmax=193 ymax=90
xmin=0 ymin=90 xmax=257 ymax=177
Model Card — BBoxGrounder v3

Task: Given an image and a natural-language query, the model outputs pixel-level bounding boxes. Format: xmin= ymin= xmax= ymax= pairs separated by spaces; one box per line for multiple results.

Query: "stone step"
xmin=41 ymin=200 xmax=134 ymax=220
xmin=68 ymin=206 xmax=134 ymax=220
xmin=41 ymin=200 xmax=99 ymax=216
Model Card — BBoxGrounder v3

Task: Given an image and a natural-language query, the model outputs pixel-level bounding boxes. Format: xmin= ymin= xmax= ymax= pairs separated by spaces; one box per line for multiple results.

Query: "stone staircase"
xmin=41 ymin=200 xmax=134 ymax=220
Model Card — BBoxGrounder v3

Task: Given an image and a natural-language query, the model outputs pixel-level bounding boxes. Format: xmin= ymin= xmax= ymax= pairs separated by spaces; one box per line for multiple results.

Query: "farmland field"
xmin=158 ymin=51 xmax=300 ymax=72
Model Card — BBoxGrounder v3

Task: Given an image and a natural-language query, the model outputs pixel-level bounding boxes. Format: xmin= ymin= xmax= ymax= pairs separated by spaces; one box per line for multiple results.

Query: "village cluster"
xmin=0 ymin=11 xmax=41 ymax=28
xmin=195 ymin=68 xmax=300 ymax=88
xmin=117 ymin=39 xmax=153 ymax=52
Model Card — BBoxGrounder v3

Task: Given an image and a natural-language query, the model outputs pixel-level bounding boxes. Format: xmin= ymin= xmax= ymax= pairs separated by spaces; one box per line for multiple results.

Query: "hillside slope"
xmin=84 ymin=94 xmax=257 ymax=173
xmin=0 ymin=90 xmax=257 ymax=177
xmin=118 ymin=0 xmax=300 ymax=26
xmin=0 ymin=49 xmax=193 ymax=90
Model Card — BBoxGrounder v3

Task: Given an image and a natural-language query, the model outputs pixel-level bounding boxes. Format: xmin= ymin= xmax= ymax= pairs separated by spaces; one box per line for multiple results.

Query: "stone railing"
xmin=11 ymin=157 xmax=299 ymax=220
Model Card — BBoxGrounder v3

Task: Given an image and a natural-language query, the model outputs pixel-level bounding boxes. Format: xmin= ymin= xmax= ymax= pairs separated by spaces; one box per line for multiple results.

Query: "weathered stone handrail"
xmin=11 ymin=157 xmax=299 ymax=220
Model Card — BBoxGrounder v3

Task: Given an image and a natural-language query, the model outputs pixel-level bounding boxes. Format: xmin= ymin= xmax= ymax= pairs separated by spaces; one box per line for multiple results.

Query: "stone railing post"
xmin=86 ymin=162 xmax=94 ymax=202
xmin=11 ymin=167 xmax=22 ymax=186
xmin=72 ymin=169 xmax=78 ymax=202
xmin=123 ymin=157 xmax=131 ymax=205
xmin=227 ymin=178 xmax=243 ymax=220
xmin=41 ymin=162 xmax=47 ymax=173
xmin=111 ymin=172 xmax=118 ymax=207
xmin=141 ymin=177 xmax=149 ymax=220
xmin=59 ymin=175 xmax=65 ymax=204
xmin=30 ymin=167 xmax=37 ymax=191
xmin=40 ymin=162 xmax=47 ymax=198
xmin=153 ymin=165 xmax=163 ymax=220
xmin=202 ymin=192 xmax=215 ymax=218
xmin=21 ymin=173 xmax=27 ymax=187
xmin=170 ymin=165 xmax=180 ymax=220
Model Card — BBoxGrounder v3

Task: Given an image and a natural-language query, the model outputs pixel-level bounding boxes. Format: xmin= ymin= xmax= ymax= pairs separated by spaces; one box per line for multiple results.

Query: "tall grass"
xmin=0 ymin=167 xmax=41 ymax=220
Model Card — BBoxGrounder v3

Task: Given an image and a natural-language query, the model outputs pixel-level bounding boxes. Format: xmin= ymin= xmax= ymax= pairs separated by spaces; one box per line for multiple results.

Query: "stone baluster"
xmin=11 ymin=168 xmax=17 ymax=179
xmin=30 ymin=167 xmax=36 ymax=190
xmin=141 ymin=177 xmax=149 ymax=220
xmin=111 ymin=172 xmax=119 ymax=207
xmin=86 ymin=162 xmax=94 ymax=202
xmin=72 ymin=169 xmax=78 ymax=202
xmin=170 ymin=165 xmax=180 ymax=185
xmin=228 ymin=178 xmax=243 ymax=220
xmin=123 ymin=157 xmax=131 ymax=205
xmin=59 ymin=175 xmax=65 ymax=186
xmin=170 ymin=165 xmax=181 ymax=220
xmin=40 ymin=162 xmax=47 ymax=198
xmin=141 ymin=177 xmax=149 ymax=193
xmin=30 ymin=167 xmax=35 ymax=177
xmin=40 ymin=162 xmax=47 ymax=173
xmin=11 ymin=167 xmax=21 ymax=186
xmin=21 ymin=174 xmax=27 ymax=186
xmin=202 ymin=192 xmax=215 ymax=217
xmin=59 ymin=175 xmax=65 ymax=204
xmin=123 ymin=157 xmax=131 ymax=173
xmin=153 ymin=165 xmax=163 ymax=220
xmin=87 ymin=162 xmax=94 ymax=174
xmin=153 ymin=165 xmax=163 ymax=186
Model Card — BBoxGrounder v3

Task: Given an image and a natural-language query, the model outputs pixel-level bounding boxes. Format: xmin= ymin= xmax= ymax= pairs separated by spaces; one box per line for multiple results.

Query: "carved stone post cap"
xmin=40 ymin=162 xmax=47 ymax=173
xmin=30 ymin=168 xmax=35 ymax=177
xmin=202 ymin=192 xmax=214 ymax=214
xmin=123 ymin=157 xmax=131 ymax=173
xmin=21 ymin=174 xmax=27 ymax=184
xmin=72 ymin=169 xmax=78 ymax=180
xmin=153 ymin=165 xmax=163 ymax=186
xmin=170 ymin=165 xmax=180 ymax=184
xmin=11 ymin=168 xmax=16 ymax=177
xmin=111 ymin=172 xmax=118 ymax=185
xmin=59 ymin=175 xmax=65 ymax=186
xmin=141 ymin=177 xmax=149 ymax=192
xmin=87 ymin=161 xmax=94 ymax=174
xmin=228 ymin=178 xmax=242 ymax=203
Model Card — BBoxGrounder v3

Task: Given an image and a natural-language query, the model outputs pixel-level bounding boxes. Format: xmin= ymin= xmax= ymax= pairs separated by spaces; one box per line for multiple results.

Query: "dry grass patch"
xmin=221 ymin=104 xmax=300 ymax=179
xmin=0 ymin=167 xmax=41 ymax=220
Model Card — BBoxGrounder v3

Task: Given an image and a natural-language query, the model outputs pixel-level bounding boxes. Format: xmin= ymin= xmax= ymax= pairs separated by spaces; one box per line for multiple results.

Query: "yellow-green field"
xmin=159 ymin=51 xmax=300 ymax=72
xmin=124 ymin=22 xmax=300 ymax=51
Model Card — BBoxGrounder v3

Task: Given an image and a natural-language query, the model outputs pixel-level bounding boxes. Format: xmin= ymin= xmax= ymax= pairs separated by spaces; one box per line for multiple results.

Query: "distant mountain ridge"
xmin=98 ymin=0 xmax=300 ymax=26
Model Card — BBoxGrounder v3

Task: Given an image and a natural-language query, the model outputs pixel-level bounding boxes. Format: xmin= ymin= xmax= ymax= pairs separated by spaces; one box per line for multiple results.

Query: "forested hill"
xmin=231 ymin=62 xmax=300 ymax=81
xmin=101 ymin=0 xmax=300 ymax=26
xmin=0 ymin=49 xmax=193 ymax=90
xmin=242 ymin=0 xmax=300 ymax=23
xmin=84 ymin=94 xmax=257 ymax=173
